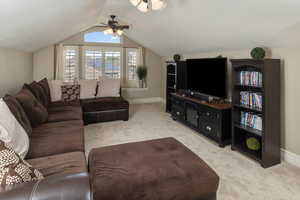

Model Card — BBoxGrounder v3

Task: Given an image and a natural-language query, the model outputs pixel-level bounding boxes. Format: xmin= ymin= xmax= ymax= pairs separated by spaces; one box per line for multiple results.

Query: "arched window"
xmin=84 ymin=32 xmax=121 ymax=43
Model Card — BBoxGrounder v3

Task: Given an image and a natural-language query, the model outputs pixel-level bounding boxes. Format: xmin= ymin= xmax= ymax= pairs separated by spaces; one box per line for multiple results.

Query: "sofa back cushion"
xmin=2 ymin=95 xmax=32 ymax=136
xmin=0 ymin=140 xmax=43 ymax=187
xmin=79 ymin=80 xmax=97 ymax=99
xmin=38 ymin=78 xmax=51 ymax=106
xmin=0 ymin=99 xmax=29 ymax=159
xmin=26 ymin=82 xmax=48 ymax=108
xmin=97 ymin=78 xmax=120 ymax=98
xmin=49 ymin=80 xmax=63 ymax=102
xmin=15 ymin=86 xmax=48 ymax=128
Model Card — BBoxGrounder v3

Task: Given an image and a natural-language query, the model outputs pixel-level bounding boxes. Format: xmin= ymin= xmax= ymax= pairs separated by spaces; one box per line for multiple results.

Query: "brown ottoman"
xmin=81 ymin=97 xmax=129 ymax=125
xmin=88 ymin=138 xmax=219 ymax=200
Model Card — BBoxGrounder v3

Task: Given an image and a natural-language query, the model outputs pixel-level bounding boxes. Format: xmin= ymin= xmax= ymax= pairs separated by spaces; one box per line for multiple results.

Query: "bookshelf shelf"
xmin=231 ymin=59 xmax=281 ymax=168
xmin=234 ymin=84 xmax=263 ymax=91
xmin=234 ymin=123 xmax=262 ymax=137
xmin=233 ymin=104 xmax=262 ymax=113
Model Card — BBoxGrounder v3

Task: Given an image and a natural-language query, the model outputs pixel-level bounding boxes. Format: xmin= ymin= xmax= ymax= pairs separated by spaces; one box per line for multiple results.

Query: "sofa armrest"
xmin=0 ymin=172 xmax=91 ymax=200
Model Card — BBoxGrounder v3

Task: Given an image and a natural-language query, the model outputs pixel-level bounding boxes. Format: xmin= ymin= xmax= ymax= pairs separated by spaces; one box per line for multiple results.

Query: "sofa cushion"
xmin=38 ymin=78 xmax=51 ymax=106
xmin=27 ymin=120 xmax=84 ymax=159
xmin=3 ymin=95 xmax=32 ymax=136
xmin=82 ymin=97 xmax=129 ymax=113
xmin=97 ymin=78 xmax=120 ymax=98
xmin=49 ymin=80 xmax=63 ymax=102
xmin=27 ymin=152 xmax=87 ymax=177
xmin=15 ymin=87 xmax=48 ymax=128
xmin=79 ymin=80 xmax=98 ymax=99
xmin=47 ymin=108 xmax=82 ymax=123
xmin=0 ymin=99 xmax=29 ymax=159
xmin=61 ymin=84 xmax=80 ymax=102
xmin=0 ymin=140 xmax=43 ymax=186
xmin=27 ymin=81 xmax=48 ymax=108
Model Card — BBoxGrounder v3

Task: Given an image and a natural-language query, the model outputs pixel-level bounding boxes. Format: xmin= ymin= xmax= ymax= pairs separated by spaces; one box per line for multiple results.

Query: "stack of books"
xmin=240 ymin=111 xmax=263 ymax=131
xmin=239 ymin=71 xmax=262 ymax=87
xmin=240 ymin=91 xmax=262 ymax=110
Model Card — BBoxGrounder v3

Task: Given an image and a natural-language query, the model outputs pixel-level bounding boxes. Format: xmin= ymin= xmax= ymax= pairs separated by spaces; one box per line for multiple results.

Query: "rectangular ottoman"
xmin=88 ymin=138 xmax=219 ymax=200
xmin=81 ymin=97 xmax=129 ymax=125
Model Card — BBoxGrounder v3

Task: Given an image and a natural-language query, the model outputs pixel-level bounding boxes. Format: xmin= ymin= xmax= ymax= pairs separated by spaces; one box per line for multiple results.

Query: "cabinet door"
xmin=186 ymin=102 xmax=199 ymax=128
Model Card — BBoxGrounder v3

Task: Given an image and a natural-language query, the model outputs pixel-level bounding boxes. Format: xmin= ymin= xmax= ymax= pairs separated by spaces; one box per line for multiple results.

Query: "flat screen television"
xmin=186 ymin=58 xmax=227 ymax=98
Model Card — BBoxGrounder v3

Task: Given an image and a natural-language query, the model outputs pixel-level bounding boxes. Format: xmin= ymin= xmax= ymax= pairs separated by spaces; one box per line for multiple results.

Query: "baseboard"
xmin=281 ymin=149 xmax=300 ymax=168
xmin=127 ymin=97 xmax=164 ymax=104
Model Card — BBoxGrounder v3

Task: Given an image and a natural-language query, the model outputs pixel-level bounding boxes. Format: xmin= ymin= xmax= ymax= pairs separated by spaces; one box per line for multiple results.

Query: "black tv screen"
xmin=186 ymin=58 xmax=227 ymax=98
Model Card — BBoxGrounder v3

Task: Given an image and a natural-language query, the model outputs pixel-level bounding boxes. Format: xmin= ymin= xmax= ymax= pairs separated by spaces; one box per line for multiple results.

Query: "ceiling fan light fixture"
xmin=137 ymin=1 xmax=149 ymax=13
xmin=130 ymin=0 xmax=141 ymax=6
xmin=151 ymin=0 xmax=166 ymax=10
xmin=104 ymin=28 xmax=114 ymax=35
xmin=117 ymin=29 xmax=124 ymax=36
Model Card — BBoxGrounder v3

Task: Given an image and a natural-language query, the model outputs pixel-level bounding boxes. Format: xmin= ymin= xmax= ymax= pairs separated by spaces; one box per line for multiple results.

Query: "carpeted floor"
xmin=85 ymin=103 xmax=300 ymax=200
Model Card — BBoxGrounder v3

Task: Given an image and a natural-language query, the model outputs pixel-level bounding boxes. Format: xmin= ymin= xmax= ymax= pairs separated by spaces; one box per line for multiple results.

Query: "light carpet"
xmin=85 ymin=103 xmax=300 ymax=200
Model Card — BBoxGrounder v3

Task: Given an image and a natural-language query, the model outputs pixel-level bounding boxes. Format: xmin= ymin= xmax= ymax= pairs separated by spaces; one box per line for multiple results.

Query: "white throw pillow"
xmin=79 ymin=80 xmax=98 ymax=99
xmin=0 ymin=99 xmax=29 ymax=159
xmin=97 ymin=78 xmax=121 ymax=97
xmin=49 ymin=80 xmax=63 ymax=102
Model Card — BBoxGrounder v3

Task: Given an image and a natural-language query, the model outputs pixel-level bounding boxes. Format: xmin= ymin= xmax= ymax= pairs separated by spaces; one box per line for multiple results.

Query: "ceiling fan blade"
xmin=118 ymin=25 xmax=130 ymax=30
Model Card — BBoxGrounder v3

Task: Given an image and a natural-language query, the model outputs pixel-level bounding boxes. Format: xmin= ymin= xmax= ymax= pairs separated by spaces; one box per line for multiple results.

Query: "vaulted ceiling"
xmin=1 ymin=0 xmax=300 ymax=56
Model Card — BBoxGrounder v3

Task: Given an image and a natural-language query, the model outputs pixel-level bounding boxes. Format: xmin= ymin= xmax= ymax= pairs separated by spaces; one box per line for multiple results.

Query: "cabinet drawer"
xmin=198 ymin=108 xmax=220 ymax=122
xmin=199 ymin=120 xmax=220 ymax=139
xmin=172 ymin=105 xmax=185 ymax=120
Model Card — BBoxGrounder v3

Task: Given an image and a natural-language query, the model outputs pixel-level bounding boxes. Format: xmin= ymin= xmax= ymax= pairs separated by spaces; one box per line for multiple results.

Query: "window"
xmin=63 ymin=46 xmax=78 ymax=83
xmin=82 ymin=47 xmax=122 ymax=80
xmin=84 ymin=32 xmax=121 ymax=43
xmin=126 ymin=48 xmax=138 ymax=81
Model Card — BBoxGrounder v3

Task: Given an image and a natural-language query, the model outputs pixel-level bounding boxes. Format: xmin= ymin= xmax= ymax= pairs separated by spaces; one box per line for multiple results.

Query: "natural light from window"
xmin=84 ymin=32 xmax=121 ymax=43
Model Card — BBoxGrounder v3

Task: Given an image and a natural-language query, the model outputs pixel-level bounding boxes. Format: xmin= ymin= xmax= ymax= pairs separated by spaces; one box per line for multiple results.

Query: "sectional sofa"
xmin=0 ymin=79 xmax=90 ymax=199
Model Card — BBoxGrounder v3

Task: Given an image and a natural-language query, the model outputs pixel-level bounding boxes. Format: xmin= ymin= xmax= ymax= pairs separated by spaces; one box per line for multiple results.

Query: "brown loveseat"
xmin=0 ymin=79 xmax=90 ymax=200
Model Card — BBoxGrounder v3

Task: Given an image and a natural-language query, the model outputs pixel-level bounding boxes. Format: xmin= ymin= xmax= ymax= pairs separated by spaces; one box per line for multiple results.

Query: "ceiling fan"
xmin=95 ymin=15 xmax=129 ymax=36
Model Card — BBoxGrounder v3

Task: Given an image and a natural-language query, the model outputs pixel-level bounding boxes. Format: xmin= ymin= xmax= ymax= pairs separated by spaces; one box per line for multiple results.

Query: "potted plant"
xmin=136 ymin=66 xmax=147 ymax=88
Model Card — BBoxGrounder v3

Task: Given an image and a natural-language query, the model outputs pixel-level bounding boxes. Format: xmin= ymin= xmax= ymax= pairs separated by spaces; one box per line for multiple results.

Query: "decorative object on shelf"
xmin=246 ymin=137 xmax=261 ymax=151
xmin=137 ymin=66 xmax=147 ymax=88
xmin=94 ymin=15 xmax=129 ymax=36
xmin=250 ymin=47 xmax=266 ymax=59
xmin=130 ymin=0 xmax=167 ymax=13
xmin=216 ymin=55 xmax=223 ymax=58
xmin=173 ymin=54 xmax=181 ymax=61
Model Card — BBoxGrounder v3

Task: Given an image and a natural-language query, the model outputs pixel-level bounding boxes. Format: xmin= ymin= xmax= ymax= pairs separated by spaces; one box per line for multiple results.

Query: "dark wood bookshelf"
xmin=231 ymin=59 xmax=281 ymax=168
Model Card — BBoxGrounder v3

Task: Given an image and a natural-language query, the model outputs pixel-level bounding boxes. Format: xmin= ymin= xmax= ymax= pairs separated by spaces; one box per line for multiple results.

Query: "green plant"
xmin=136 ymin=66 xmax=147 ymax=81
xmin=251 ymin=47 xmax=266 ymax=59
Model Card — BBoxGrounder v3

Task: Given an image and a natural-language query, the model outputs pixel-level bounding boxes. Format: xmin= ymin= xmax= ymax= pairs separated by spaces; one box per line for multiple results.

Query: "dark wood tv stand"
xmin=170 ymin=93 xmax=232 ymax=147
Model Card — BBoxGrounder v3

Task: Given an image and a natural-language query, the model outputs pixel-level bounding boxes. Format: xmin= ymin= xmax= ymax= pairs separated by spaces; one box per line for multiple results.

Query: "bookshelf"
xmin=165 ymin=61 xmax=186 ymax=113
xmin=231 ymin=59 xmax=281 ymax=168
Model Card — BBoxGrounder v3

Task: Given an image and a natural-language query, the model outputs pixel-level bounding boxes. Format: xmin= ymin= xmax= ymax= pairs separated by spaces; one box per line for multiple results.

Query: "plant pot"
xmin=139 ymin=80 xmax=143 ymax=88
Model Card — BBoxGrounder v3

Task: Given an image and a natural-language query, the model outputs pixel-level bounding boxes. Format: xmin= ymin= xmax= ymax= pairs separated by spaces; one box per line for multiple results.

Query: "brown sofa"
xmin=0 ymin=79 xmax=90 ymax=200
xmin=0 ymin=79 xmax=219 ymax=200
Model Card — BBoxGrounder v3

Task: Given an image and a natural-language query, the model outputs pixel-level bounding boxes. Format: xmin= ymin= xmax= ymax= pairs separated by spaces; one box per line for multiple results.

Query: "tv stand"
xmin=170 ymin=93 xmax=232 ymax=147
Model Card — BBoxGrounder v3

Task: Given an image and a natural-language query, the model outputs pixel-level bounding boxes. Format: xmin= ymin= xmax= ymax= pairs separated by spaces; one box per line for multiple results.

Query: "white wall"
xmin=0 ymin=47 xmax=33 ymax=96
xmin=33 ymin=45 xmax=55 ymax=81
xmin=162 ymin=47 xmax=300 ymax=157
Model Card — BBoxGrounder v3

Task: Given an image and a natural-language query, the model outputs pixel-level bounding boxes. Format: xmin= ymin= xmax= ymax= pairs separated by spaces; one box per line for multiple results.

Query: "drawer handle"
xmin=176 ymin=112 xmax=180 ymax=116
xmin=206 ymin=112 xmax=210 ymax=116
xmin=206 ymin=126 xmax=212 ymax=131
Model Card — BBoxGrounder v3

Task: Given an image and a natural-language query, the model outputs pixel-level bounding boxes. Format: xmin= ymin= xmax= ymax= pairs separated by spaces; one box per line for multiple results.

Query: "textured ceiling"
xmin=1 ymin=0 xmax=300 ymax=55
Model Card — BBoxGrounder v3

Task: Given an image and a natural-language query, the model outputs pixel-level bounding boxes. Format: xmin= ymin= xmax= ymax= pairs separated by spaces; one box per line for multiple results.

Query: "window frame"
xmin=125 ymin=48 xmax=140 ymax=88
xmin=81 ymin=46 xmax=123 ymax=80
xmin=62 ymin=46 xmax=79 ymax=83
